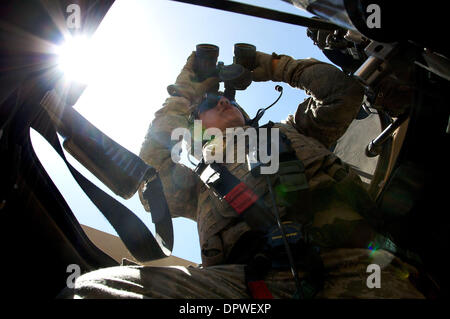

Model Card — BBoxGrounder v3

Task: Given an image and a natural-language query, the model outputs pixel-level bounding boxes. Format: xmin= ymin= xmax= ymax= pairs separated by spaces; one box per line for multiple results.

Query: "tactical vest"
xmin=196 ymin=122 xmax=375 ymax=267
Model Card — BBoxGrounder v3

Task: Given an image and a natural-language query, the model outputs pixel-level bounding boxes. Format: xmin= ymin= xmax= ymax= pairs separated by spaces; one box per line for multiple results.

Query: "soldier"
xmin=62 ymin=50 xmax=424 ymax=299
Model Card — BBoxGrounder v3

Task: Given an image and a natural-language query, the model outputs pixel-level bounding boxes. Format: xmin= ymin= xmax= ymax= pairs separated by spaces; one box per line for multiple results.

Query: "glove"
xmin=251 ymin=51 xmax=280 ymax=82
xmin=167 ymin=52 xmax=220 ymax=104
xmin=252 ymin=51 xmax=327 ymax=84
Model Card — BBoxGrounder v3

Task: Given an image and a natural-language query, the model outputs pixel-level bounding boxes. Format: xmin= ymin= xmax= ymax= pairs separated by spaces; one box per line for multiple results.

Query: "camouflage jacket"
xmin=139 ymin=55 xmax=378 ymax=267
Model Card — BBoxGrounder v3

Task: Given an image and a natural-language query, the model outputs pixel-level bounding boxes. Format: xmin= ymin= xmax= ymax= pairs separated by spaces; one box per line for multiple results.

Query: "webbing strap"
xmin=195 ymin=161 xmax=276 ymax=232
xmin=34 ymin=111 xmax=172 ymax=262
xmin=143 ymin=175 xmax=173 ymax=251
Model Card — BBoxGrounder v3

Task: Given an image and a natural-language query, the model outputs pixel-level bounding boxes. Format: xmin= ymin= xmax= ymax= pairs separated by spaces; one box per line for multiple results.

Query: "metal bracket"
xmin=354 ymin=41 xmax=398 ymax=88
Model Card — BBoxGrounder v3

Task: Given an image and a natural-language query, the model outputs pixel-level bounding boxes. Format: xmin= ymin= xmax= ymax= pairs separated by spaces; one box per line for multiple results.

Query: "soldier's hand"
xmin=167 ymin=52 xmax=220 ymax=104
xmin=252 ymin=51 xmax=280 ymax=82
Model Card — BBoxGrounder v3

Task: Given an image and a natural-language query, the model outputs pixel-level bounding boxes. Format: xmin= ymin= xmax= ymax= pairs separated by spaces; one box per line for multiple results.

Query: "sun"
xmin=55 ymin=35 xmax=96 ymax=84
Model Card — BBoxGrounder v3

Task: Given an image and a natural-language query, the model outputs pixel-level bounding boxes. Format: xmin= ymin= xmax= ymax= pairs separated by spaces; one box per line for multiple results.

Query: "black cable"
xmin=262 ymin=85 xmax=283 ymax=112
xmin=265 ymin=175 xmax=303 ymax=299
xmin=251 ymin=85 xmax=283 ymax=126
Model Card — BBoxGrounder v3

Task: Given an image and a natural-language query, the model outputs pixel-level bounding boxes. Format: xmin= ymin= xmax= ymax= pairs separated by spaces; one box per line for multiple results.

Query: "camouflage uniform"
xmin=65 ymin=54 xmax=424 ymax=299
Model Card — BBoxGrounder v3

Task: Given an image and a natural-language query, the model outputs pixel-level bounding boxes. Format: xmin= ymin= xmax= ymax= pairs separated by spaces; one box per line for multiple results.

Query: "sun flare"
xmin=56 ymin=36 xmax=96 ymax=84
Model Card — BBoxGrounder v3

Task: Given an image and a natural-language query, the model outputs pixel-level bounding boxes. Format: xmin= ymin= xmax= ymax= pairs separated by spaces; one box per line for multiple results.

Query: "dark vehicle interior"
xmin=0 ymin=0 xmax=448 ymax=298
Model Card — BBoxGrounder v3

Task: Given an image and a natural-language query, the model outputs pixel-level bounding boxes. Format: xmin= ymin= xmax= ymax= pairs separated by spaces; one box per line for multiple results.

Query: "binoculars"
xmin=194 ymin=43 xmax=257 ymax=100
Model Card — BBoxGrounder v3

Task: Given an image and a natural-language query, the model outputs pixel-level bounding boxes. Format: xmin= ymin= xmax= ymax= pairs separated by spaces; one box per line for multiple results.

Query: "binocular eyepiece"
xmin=194 ymin=44 xmax=220 ymax=82
xmin=233 ymin=43 xmax=257 ymax=71
xmin=194 ymin=43 xmax=257 ymax=98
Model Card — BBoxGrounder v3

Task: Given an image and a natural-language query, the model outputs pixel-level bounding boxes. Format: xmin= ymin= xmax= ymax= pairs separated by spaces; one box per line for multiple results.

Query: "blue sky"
xmin=31 ymin=0 xmax=330 ymax=264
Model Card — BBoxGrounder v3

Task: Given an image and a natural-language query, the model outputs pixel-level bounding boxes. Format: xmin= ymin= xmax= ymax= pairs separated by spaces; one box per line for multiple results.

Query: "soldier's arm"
xmin=138 ymin=96 xmax=199 ymax=220
xmin=273 ymin=56 xmax=364 ymax=148
xmin=138 ymin=51 xmax=219 ymax=220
